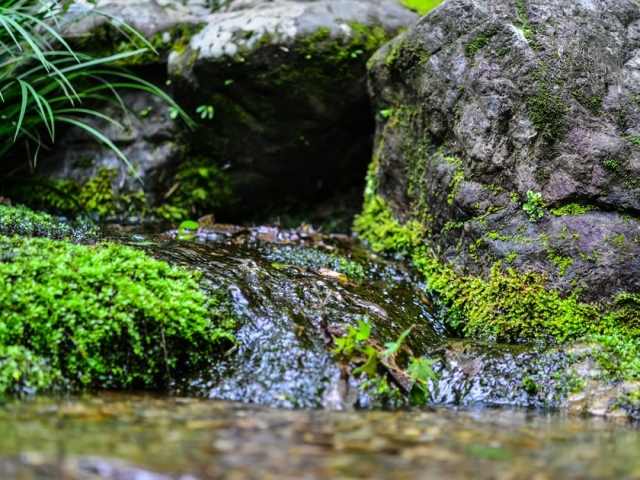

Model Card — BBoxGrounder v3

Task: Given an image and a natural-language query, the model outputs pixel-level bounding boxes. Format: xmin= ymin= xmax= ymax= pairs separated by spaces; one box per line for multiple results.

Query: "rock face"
xmin=366 ymin=0 xmax=640 ymax=302
xmin=10 ymin=0 xmax=417 ymax=223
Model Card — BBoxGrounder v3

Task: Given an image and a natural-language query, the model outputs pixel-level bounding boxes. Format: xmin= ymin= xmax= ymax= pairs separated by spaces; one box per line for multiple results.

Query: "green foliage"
xmin=265 ymin=23 xmax=392 ymax=90
xmin=447 ymin=171 xmax=465 ymax=205
xmin=158 ymin=159 xmax=234 ymax=220
xmin=177 ymin=220 xmax=199 ymax=240
xmin=550 ymin=203 xmax=596 ymax=216
xmin=603 ymin=158 xmax=621 ymax=174
xmin=547 ymin=249 xmax=573 ymax=276
xmin=466 ymin=31 xmax=495 ymax=57
xmin=0 ymin=0 xmax=192 ymax=172
xmin=400 ymin=0 xmax=443 ymax=15
xmin=381 ymin=325 xmax=414 ymax=358
xmin=353 ymin=195 xmax=425 ymax=253
xmin=0 ymin=234 xmax=236 ymax=393
xmin=196 ymin=104 xmax=215 ymax=120
xmin=10 ymin=167 xmax=147 ymax=219
xmin=523 ymin=190 xmax=545 ymax=222
xmin=407 ymin=356 xmax=439 ymax=405
xmin=353 ymin=171 xmax=640 ymax=383
xmin=0 ymin=345 xmax=63 ymax=393
xmin=332 ymin=318 xmax=439 ymax=404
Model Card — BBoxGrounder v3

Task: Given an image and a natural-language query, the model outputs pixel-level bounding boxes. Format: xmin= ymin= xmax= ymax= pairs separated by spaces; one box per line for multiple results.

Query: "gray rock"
xmin=366 ymin=0 xmax=640 ymax=302
xmin=21 ymin=0 xmax=417 ymax=222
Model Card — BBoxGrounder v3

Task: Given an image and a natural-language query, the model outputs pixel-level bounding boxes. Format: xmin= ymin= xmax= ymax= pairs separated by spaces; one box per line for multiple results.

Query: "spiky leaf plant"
xmin=0 ymin=0 xmax=193 ymax=172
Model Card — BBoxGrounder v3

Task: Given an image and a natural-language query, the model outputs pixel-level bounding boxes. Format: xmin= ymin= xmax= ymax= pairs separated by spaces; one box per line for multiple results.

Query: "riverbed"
xmin=1 ymin=394 xmax=638 ymax=479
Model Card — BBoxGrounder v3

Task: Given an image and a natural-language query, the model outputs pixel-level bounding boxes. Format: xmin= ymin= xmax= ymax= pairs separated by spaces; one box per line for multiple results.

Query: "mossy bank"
xmin=0 ymin=205 xmax=237 ymax=394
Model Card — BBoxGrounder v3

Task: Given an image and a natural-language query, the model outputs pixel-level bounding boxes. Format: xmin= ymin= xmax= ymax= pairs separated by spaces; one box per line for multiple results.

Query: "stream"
xmin=2 ymin=394 xmax=640 ymax=479
xmin=3 ymin=223 xmax=640 ymax=478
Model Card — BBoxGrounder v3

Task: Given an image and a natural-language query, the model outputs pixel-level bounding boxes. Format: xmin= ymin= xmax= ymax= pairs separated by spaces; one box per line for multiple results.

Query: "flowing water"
xmin=3 ymin=224 xmax=639 ymax=478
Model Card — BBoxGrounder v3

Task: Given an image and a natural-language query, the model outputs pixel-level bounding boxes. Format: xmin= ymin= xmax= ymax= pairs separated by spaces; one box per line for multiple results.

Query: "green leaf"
xmin=353 ymin=347 xmax=379 ymax=376
xmin=408 ymin=356 xmax=439 ymax=385
xmin=355 ymin=318 xmax=371 ymax=341
xmin=381 ymin=325 xmax=414 ymax=357
xmin=178 ymin=220 xmax=199 ymax=232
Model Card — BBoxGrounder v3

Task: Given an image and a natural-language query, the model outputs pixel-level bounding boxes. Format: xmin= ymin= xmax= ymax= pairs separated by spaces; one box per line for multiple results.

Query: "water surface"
xmin=1 ymin=394 xmax=639 ymax=479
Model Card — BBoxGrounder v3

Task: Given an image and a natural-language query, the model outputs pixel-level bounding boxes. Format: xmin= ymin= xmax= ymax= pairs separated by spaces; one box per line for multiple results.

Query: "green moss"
xmin=550 ymin=203 xmax=597 ymax=216
xmin=353 ymin=193 xmax=640 ymax=351
xmin=515 ymin=0 xmax=536 ymax=42
xmin=547 ymin=249 xmax=573 ymax=276
xmin=353 ymin=195 xmax=425 ymax=253
xmin=601 ymin=158 xmax=640 ymax=191
xmin=447 ymin=171 xmax=465 ymax=205
xmin=587 ymin=94 xmax=603 ymax=116
xmin=606 ymin=233 xmax=626 ymax=246
xmin=626 ymin=135 xmax=640 ymax=146
xmin=354 ymin=158 xmax=424 ymax=253
xmin=400 ymin=0 xmax=443 ymax=15
xmin=157 ymin=158 xmax=234 ymax=221
xmin=466 ymin=30 xmax=495 ymax=57
xmin=525 ymin=89 xmax=570 ymax=141
xmin=75 ymin=22 xmax=205 ymax=67
xmin=0 ymin=230 xmax=237 ymax=393
xmin=506 ymin=252 xmax=518 ymax=263
xmin=266 ymin=24 xmax=392 ymax=88
xmin=10 ymin=167 xmax=147 ymax=220
xmin=0 ymin=204 xmax=97 ymax=240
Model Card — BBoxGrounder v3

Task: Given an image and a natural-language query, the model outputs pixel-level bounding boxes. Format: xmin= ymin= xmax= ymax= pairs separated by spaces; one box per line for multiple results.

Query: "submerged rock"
xmin=140 ymin=228 xmax=441 ymax=408
xmin=365 ymin=0 xmax=640 ymax=303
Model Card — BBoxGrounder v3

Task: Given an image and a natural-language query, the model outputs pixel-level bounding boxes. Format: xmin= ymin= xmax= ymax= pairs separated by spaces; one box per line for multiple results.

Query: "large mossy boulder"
xmin=361 ymin=0 xmax=640 ymax=309
xmin=5 ymin=0 xmax=418 ymax=224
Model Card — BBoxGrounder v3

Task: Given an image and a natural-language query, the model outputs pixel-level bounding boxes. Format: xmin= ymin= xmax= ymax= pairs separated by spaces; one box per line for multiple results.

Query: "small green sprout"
xmin=168 ymin=106 xmax=180 ymax=119
xmin=177 ymin=220 xmax=199 ymax=240
xmin=523 ymin=190 xmax=546 ymax=222
xmin=196 ymin=105 xmax=215 ymax=120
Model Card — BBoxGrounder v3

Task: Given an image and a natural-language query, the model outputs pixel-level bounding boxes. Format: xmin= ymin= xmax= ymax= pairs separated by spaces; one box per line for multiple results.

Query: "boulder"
xmin=6 ymin=0 xmax=418 ymax=224
xmin=365 ymin=0 xmax=640 ymax=303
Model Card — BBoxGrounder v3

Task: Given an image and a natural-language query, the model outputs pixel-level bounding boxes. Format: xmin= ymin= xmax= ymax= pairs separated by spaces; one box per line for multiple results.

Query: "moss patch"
xmin=0 ymin=205 xmax=237 ymax=394
xmin=0 ymin=204 xmax=97 ymax=240
xmin=157 ymin=158 xmax=234 ymax=220
xmin=525 ymin=88 xmax=570 ymax=141
xmin=400 ymin=0 xmax=443 ymax=15
xmin=353 ymin=193 xmax=640 ymax=381
xmin=550 ymin=203 xmax=597 ymax=216
xmin=9 ymin=167 xmax=146 ymax=220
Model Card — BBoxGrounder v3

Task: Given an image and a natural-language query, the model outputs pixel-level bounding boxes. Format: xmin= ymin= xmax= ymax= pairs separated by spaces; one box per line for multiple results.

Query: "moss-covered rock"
xmin=365 ymin=0 xmax=640 ymax=304
xmin=11 ymin=0 xmax=419 ymax=227
xmin=0 ymin=205 xmax=236 ymax=394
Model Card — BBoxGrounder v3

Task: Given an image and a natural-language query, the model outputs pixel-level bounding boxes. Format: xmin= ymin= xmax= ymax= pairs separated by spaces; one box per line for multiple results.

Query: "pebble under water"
xmin=1 ymin=394 xmax=640 ymax=479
